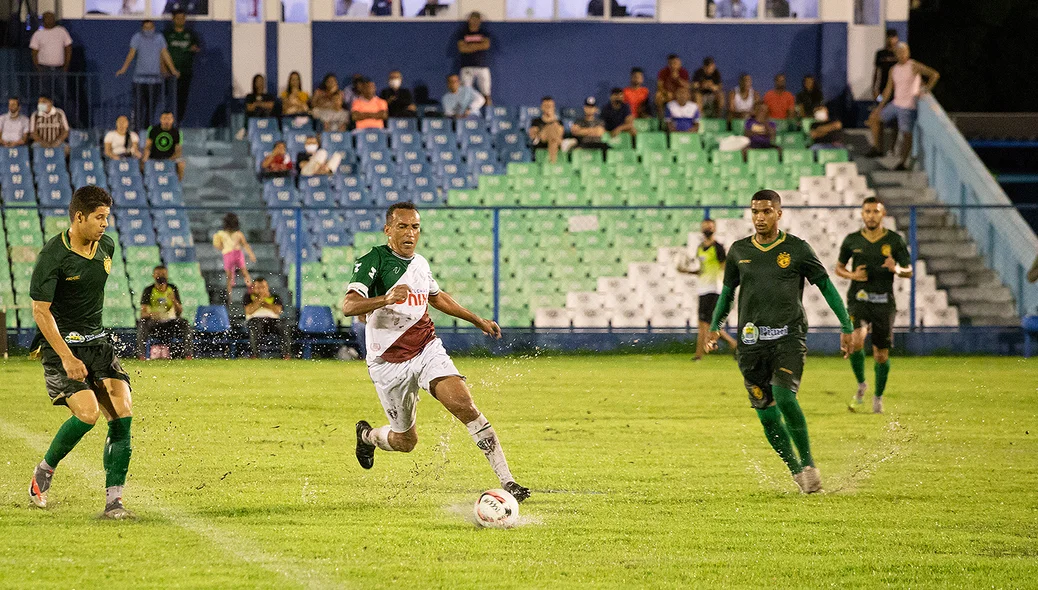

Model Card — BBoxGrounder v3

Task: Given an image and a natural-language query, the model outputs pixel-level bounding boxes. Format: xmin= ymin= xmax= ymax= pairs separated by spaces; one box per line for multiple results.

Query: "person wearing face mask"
xmin=678 ymin=219 xmax=738 ymax=361
xmin=30 ymin=95 xmax=69 ymax=150
xmin=379 ymin=70 xmax=416 ymax=118
xmin=136 ymin=265 xmax=194 ymax=360
xmin=0 ymin=97 xmax=31 ymax=148
xmin=116 ymin=20 xmax=180 ymax=130
xmin=808 ymin=106 xmax=843 ymax=151
xmin=297 ymin=136 xmax=338 ymax=177
xmin=762 ymin=74 xmax=795 ymax=121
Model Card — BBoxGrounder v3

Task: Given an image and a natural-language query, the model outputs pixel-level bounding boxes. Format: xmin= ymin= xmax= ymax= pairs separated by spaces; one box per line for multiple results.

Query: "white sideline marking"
xmin=0 ymin=418 xmax=340 ymax=590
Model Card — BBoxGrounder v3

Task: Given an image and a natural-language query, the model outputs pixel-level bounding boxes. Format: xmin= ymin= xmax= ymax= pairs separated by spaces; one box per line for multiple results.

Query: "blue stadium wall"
xmin=60 ymin=19 xmax=847 ymax=128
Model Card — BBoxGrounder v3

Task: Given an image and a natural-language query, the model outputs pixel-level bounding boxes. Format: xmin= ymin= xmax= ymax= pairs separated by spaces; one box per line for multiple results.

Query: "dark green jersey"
xmin=723 ymin=231 xmax=829 ymax=346
xmin=164 ymin=28 xmax=199 ymax=73
xmin=29 ymin=231 xmax=116 ymax=348
xmin=838 ymin=229 xmax=910 ymax=308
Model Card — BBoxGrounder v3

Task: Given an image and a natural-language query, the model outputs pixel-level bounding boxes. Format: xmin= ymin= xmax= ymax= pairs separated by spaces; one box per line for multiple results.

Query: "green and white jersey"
xmin=723 ymin=231 xmax=829 ymax=346
xmin=29 ymin=230 xmax=116 ymax=349
xmin=348 ymin=245 xmax=440 ymax=364
xmin=838 ymin=229 xmax=910 ymax=309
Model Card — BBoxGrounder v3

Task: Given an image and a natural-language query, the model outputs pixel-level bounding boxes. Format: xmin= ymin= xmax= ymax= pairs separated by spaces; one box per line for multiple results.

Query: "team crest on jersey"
xmin=64 ymin=331 xmax=85 ymax=344
xmin=742 ymin=322 xmax=759 ymax=345
xmin=881 ymin=244 xmax=892 ymax=257
xmin=750 ymin=386 xmax=765 ymax=400
xmin=776 ymin=252 xmax=791 ymax=268
xmin=103 ymin=255 xmax=112 ymax=274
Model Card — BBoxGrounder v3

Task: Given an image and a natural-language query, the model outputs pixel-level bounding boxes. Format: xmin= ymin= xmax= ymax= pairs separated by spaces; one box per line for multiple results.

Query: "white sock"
xmin=365 ymin=425 xmax=395 ymax=452
xmin=39 ymin=459 xmax=55 ymax=472
xmin=466 ymin=414 xmax=514 ymax=486
xmin=105 ymin=485 xmax=123 ymax=506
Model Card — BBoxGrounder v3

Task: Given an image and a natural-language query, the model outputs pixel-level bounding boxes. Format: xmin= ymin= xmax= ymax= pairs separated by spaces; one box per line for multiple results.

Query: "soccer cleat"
xmin=792 ymin=471 xmax=809 ymax=493
xmin=29 ymin=464 xmax=54 ymax=508
xmin=504 ymin=481 xmax=531 ymax=503
xmin=355 ymin=420 xmax=375 ymax=470
xmin=100 ymin=498 xmax=136 ymax=520
xmin=855 ymin=382 xmax=867 ymax=405
xmin=873 ymin=396 xmax=884 ymax=414
xmin=800 ymin=466 xmax=823 ymax=494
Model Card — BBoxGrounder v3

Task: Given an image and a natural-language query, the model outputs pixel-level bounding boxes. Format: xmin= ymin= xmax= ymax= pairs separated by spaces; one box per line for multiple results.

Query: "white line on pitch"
xmin=0 ymin=418 xmax=341 ymax=590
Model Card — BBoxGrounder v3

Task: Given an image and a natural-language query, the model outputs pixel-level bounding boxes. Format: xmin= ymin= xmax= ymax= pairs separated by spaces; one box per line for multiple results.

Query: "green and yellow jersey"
xmin=837 ymin=229 xmax=911 ymax=309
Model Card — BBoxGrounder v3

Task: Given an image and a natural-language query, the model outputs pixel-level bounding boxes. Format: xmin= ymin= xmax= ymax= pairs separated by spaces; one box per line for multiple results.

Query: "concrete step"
xmin=923 ymin=257 xmax=990 ymax=274
xmin=875 ymin=186 xmax=939 ymax=204
xmin=917 ymin=226 xmax=970 ymax=243
xmin=868 ymin=170 xmax=930 ymax=189
xmin=918 ymin=241 xmax=978 ymax=258
xmin=955 ymin=303 xmax=1020 ymax=325
xmin=934 ymin=267 xmax=998 ymax=288
xmin=947 ymin=285 xmax=1015 ymax=304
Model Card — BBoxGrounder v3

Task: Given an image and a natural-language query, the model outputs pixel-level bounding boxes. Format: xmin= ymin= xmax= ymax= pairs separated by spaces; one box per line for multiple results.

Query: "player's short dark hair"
xmin=751 ymin=189 xmax=781 ymax=206
xmin=171 ymin=8 xmax=187 ymax=16
xmin=541 ymin=95 xmax=553 ymax=103
xmin=386 ymin=201 xmax=418 ymax=224
xmin=863 ymin=196 xmax=884 ymax=206
xmin=631 ymin=67 xmax=643 ymax=74
xmin=667 ymin=53 xmax=679 ymax=61
xmin=610 ymin=87 xmax=623 ymax=95
xmin=154 ymin=265 xmax=167 ymax=271
xmin=703 ymin=57 xmax=714 ymax=66
xmin=253 ymin=277 xmax=268 ymax=284
xmin=886 ymin=28 xmax=898 ymax=37
xmin=8 ymin=96 xmax=18 ymax=103
xmin=69 ymin=186 xmax=113 ymax=221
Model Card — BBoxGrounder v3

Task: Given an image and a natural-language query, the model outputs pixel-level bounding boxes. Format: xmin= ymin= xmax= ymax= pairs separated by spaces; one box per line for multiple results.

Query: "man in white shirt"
xmin=29 ymin=12 xmax=73 ymax=116
xmin=666 ymin=86 xmax=701 ymax=133
xmin=0 ymin=98 xmax=30 ymax=147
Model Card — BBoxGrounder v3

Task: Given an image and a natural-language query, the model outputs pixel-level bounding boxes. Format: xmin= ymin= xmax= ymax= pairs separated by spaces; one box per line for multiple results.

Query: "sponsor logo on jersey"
xmin=64 ymin=331 xmax=85 ymax=344
xmin=759 ymin=325 xmax=789 ymax=340
xmin=405 ymin=292 xmax=428 ymax=306
xmin=776 ymin=252 xmax=791 ymax=268
xmin=857 ymin=289 xmax=890 ymax=304
xmin=750 ymin=385 xmax=765 ymax=400
xmin=881 ymin=244 xmax=892 ymax=257
xmin=65 ymin=275 xmax=80 ymax=281
xmin=739 ymin=259 xmax=751 ymax=264
xmin=103 ymin=256 xmax=112 ymax=274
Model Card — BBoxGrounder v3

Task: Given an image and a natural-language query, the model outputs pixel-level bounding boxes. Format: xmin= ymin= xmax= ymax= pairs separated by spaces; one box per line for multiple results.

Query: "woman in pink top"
xmin=867 ymin=43 xmax=940 ymax=170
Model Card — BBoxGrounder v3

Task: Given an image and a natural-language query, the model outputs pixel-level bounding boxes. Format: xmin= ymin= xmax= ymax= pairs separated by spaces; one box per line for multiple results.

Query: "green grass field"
xmin=1 ymin=354 xmax=1036 ymax=589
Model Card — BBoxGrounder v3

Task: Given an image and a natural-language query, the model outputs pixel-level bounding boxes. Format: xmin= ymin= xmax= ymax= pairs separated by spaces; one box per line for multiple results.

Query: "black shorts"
xmin=735 ymin=338 xmax=807 ymax=409
xmin=849 ymin=302 xmax=895 ymax=350
xmin=698 ymin=293 xmax=720 ymax=324
xmin=39 ymin=339 xmax=131 ymax=405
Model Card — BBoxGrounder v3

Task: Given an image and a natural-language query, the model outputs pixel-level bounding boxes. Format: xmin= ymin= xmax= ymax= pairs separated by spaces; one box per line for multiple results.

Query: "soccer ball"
xmin=473 ymin=489 xmax=519 ymax=529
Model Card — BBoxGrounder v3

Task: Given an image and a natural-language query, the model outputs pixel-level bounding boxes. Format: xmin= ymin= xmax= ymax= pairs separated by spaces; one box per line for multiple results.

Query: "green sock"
xmin=755 ymin=405 xmax=802 ymax=475
xmin=773 ymin=386 xmax=814 ymax=468
xmin=875 ymin=360 xmax=890 ymax=397
xmin=104 ymin=417 xmax=133 ymax=488
xmin=43 ymin=416 xmax=95 ymax=468
xmin=849 ymin=350 xmax=866 ymax=384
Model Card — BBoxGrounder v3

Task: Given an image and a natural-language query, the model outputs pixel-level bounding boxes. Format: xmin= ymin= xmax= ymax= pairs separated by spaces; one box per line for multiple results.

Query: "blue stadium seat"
xmin=266 ymin=187 xmax=301 ymax=207
xmin=1 ymin=184 xmax=35 ymax=204
xmin=124 ymin=228 xmax=157 ymax=247
xmin=401 ymin=161 xmax=431 ymax=177
xmin=335 ymin=160 xmax=358 ymax=176
xmin=373 ymin=187 xmax=405 ymax=207
xmin=149 ymin=186 xmax=185 ymax=206
xmin=146 ymin=172 xmax=179 ymax=192
xmin=499 ymin=146 xmax=533 ymax=163
xmin=396 ymin=149 xmax=425 ymax=166
xmin=421 ymin=118 xmax=451 ymax=134
xmin=347 ymin=209 xmax=382 ymax=233
xmin=282 ymin=116 xmax=314 ymax=133
xmin=460 ymin=131 xmax=492 ymax=150
xmin=112 ymin=187 xmax=147 ymax=207
xmin=37 ymin=171 xmax=71 ymax=191
xmin=71 ymin=146 xmax=100 ymax=163
xmin=340 ymin=186 xmax=373 ymax=207
xmin=38 ymin=186 xmax=72 ymax=208
xmin=284 ymin=131 xmax=310 ymax=156
xmin=388 ymin=118 xmax=418 ymax=132
xmin=426 ymin=131 xmax=458 ymax=152
xmin=72 ymin=171 xmax=106 ymax=189
xmin=161 ymin=245 xmax=197 ymax=263
xmin=490 ymin=105 xmax=517 ymax=120
xmin=366 ymin=160 xmax=393 ymax=178
xmin=301 ymin=175 xmax=333 ymax=192
xmin=247 ymin=118 xmax=278 ymax=142
xmin=107 ymin=158 xmax=143 ymax=179
xmin=353 ymin=129 xmax=390 ymax=153
xmin=145 ymin=159 xmax=175 ymax=177
xmin=152 ymin=209 xmax=190 ymax=234
xmin=491 ymin=118 xmax=520 ymax=134
xmin=303 ymin=186 xmax=334 ymax=207
xmin=391 ymin=130 xmax=420 ymax=150
xmin=296 ymin=305 xmax=342 ymax=359
xmin=359 ymin=148 xmax=392 ymax=167
xmin=321 ymin=131 xmax=353 ymax=154
xmin=431 ymin=149 xmax=459 ymax=166
xmin=3 ymin=170 xmax=33 ymax=190
xmin=472 ymin=162 xmax=504 ymax=178
xmin=250 ymin=131 xmax=281 ymax=158
xmin=0 ymin=146 xmax=30 ymax=167
xmin=408 ymin=174 xmax=436 ymax=191
xmin=340 ymin=175 xmax=363 ymax=191
xmin=111 ymin=174 xmax=146 ymax=194
xmin=519 ymin=106 xmax=541 ymax=125
xmin=457 ymin=118 xmax=487 ymax=134
xmin=466 ymin=148 xmax=495 ymax=167
xmin=370 ymin=174 xmax=398 ymax=191
xmin=32 ymin=146 xmax=64 ymax=170
xmin=413 ymin=188 xmax=443 ymax=207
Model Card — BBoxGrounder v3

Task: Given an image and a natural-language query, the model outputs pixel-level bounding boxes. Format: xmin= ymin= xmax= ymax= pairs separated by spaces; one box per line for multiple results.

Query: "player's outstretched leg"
xmin=97 ymin=379 xmax=135 ymax=520
xmin=31 ymin=391 xmax=98 ymax=508
xmin=848 ymin=329 xmax=868 ymax=408
xmin=356 ymin=420 xmax=419 ymax=469
xmin=756 ymin=405 xmax=802 ymax=479
xmin=773 ymin=387 xmax=821 ymax=493
xmin=873 ymin=348 xmax=890 ymax=414
xmin=432 ymin=377 xmax=530 ymax=503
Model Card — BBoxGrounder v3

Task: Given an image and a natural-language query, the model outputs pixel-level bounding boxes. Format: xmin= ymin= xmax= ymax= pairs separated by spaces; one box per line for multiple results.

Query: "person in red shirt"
xmin=261 ymin=141 xmax=293 ymax=177
xmin=762 ymin=74 xmax=796 ymax=120
xmin=351 ymin=79 xmax=389 ymax=130
xmin=655 ymin=54 xmax=690 ymax=117
xmin=623 ymin=67 xmax=651 ymax=118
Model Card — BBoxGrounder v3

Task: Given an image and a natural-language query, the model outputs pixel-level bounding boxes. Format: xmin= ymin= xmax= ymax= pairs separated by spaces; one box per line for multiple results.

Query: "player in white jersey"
xmin=343 ymin=202 xmax=530 ymax=502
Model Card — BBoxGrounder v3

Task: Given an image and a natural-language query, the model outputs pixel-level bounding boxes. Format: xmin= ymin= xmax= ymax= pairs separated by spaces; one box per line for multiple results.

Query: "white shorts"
xmin=366 ymin=338 xmax=462 ymax=433
xmin=460 ymin=67 xmax=491 ymax=98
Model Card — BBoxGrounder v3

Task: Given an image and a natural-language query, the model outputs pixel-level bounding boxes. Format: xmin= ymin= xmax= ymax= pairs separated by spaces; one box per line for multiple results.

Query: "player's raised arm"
xmin=429 ymin=291 xmax=501 ymax=339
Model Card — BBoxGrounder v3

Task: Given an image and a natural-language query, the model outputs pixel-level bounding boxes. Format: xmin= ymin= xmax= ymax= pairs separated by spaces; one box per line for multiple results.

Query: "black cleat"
xmin=504 ymin=481 xmax=531 ymax=503
xmin=355 ymin=420 xmax=375 ymax=470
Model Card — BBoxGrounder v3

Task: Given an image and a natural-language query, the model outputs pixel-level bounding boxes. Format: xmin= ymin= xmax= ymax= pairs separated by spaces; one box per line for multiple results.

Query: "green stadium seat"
xmin=103 ymin=307 xmax=137 ymax=328
xmin=479 ymin=175 xmax=507 ymax=190
xmin=546 ymin=175 xmax=580 ymax=191
xmin=776 ymin=133 xmax=806 ymax=149
xmin=509 ymin=176 xmax=540 ymax=192
xmin=718 ymin=162 xmax=750 ymax=178
xmin=534 ymin=149 xmax=569 ymax=163
xmin=571 ymin=149 xmax=603 ymax=167
xmin=584 ymin=176 xmax=617 ymax=193
xmin=589 ymin=191 xmax=623 ymax=207
xmin=579 ymin=162 xmax=609 ymax=180
xmin=699 ymin=118 xmax=727 ymax=134
xmin=507 ymin=162 xmax=539 ymax=176
xmin=555 ymin=191 xmax=590 ymax=207
xmin=624 ymin=190 xmax=659 ymax=207
xmin=815 ymin=148 xmax=849 ymax=165
xmin=726 ymin=175 xmax=758 ymax=193
xmin=782 ymin=149 xmax=813 ymax=165
xmin=787 ymin=163 xmax=823 ymax=178
xmin=698 ymin=191 xmax=733 ymax=206
xmin=763 ymin=175 xmax=795 ymax=190
xmin=801 ymin=118 xmax=815 ymax=134
xmin=604 ymin=132 xmax=633 ymax=150
xmin=632 ymin=118 xmax=659 ymax=134
xmin=619 ymin=174 xmax=652 ymax=192
xmin=322 ymin=247 xmax=353 ymax=265
xmin=447 ymin=189 xmax=481 ymax=206
xmin=482 ymin=191 xmax=518 ymax=207
xmin=661 ymin=189 xmax=698 ymax=206
xmin=609 ymin=162 xmax=641 ymax=179
xmin=670 ymin=133 xmax=703 ymax=152
xmin=353 ymin=231 xmax=383 ymax=252
xmin=692 ymin=176 xmax=722 ymax=192
xmin=541 ymin=162 xmax=573 ymax=176
xmin=747 ymin=150 xmax=780 ymax=169
xmin=712 ymin=150 xmax=742 ymax=166
xmin=517 ymin=191 xmax=552 ymax=207
xmin=606 ymin=150 xmax=637 ymax=165
xmin=42 ymin=216 xmax=70 ymax=239
xmin=684 ymin=162 xmax=711 ymax=180
xmin=656 ymin=176 xmax=687 ymax=193
xmin=635 ymin=132 xmax=667 ymax=153
xmin=640 ymin=150 xmax=672 ymax=166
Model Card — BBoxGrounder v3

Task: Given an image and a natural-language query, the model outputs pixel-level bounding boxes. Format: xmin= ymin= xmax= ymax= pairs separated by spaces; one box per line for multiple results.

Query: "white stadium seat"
xmin=566 ymin=291 xmax=605 ymax=310
xmin=610 ymin=306 xmax=649 ymax=328
xmin=834 ymin=175 xmax=868 ymax=192
xmin=650 ymin=308 xmax=691 ymax=328
xmin=824 ymin=162 xmax=858 ymax=178
xmin=534 ymin=308 xmax=572 ymax=328
xmin=571 ymin=307 xmax=610 ymax=328
xmin=799 ymin=176 xmax=832 ymax=193
xmin=597 ymin=276 xmax=629 ymax=293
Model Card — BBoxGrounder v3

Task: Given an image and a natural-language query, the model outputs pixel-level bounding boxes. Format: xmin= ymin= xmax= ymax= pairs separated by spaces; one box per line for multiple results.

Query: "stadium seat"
xmin=296 ymin=305 xmax=343 ymax=359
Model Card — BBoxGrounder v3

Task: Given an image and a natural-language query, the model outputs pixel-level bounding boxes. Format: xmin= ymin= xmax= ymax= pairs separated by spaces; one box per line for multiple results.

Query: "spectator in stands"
xmin=416 ymin=0 xmax=449 ymax=16
xmin=762 ymin=74 xmax=795 ymax=121
xmin=351 ymin=78 xmax=388 ymax=129
xmin=243 ymin=278 xmax=292 ymax=360
xmin=715 ymin=0 xmax=751 ymax=18
xmin=164 ymin=9 xmax=200 ymax=123
xmin=103 ymin=115 xmax=142 ymax=160
xmin=587 ymin=0 xmax=627 ymax=17
xmin=602 ymin=88 xmax=635 ymax=137
xmin=30 ymin=12 xmax=71 ymax=73
xmin=867 ymin=42 xmax=940 ymax=170
xmin=795 ymin=75 xmax=824 ymax=119
xmin=655 ymin=54 xmax=690 ymax=118
xmin=144 ymin=110 xmax=185 ymax=180
xmin=765 ymin=0 xmax=790 ymax=17
xmin=727 ymin=73 xmax=758 ymax=126
xmin=261 ymin=140 xmax=293 ymax=177
xmin=336 ymin=0 xmax=372 ymax=17
xmin=666 ymin=86 xmax=701 ymax=133
xmin=245 ymin=74 xmax=276 ymax=123
xmin=342 ymin=74 xmax=365 ymax=107
xmin=624 ymin=67 xmax=651 ymax=118
xmin=213 ymin=213 xmax=256 ymax=299
xmin=743 ymin=103 xmax=779 ymax=158
xmin=442 ymin=73 xmax=485 ymax=118
xmin=136 ymin=265 xmax=193 ymax=360
xmin=457 ymin=12 xmax=492 ymax=105
xmin=116 ymin=20 xmax=180 ymax=130
xmin=0 ymin=97 xmax=30 ymax=147
xmin=380 ymin=70 xmax=416 ymax=118
xmin=29 ymin=94 xmax=69 ymax=150
xmin=692 ymin=57 xmax=723 ymax=118
xmin=570 ymin=97 xmax=609 ymax=155
xmin=873 ymin=29 xmax=899 ymax=100
xmin=808 ymin=106 xmax=843 ymax=150
xmin=311 ymin=73 xmax=349 ymax=132
xmin=528 ymin=96 xmax=564 ymax=164
xmin=370 ymin=0 xmax=392 ymax=15
xmin=297 ymin=136 xmax=337 ymax=176
xmin=281 ymin=71 xmax=310 ymax=116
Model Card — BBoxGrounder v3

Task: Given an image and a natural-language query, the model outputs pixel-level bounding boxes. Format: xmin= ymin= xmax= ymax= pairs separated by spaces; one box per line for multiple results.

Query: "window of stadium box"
xmin=508 ymin=0 xmax=656 ymax=19
xmin=85 ymin=0 xmax=210 ymax=17
xmin=707 ymin=0 xmax=818 ymax=19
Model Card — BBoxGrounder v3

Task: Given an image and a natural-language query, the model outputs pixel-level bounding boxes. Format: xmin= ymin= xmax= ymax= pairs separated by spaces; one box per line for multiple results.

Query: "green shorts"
xmin=735 ymin=338 xmax=807 ymax=409
xmin=849 ymin=302 xmax=895 ymax=351
xmin=39 ymin=339 xmax=131 ymax=405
